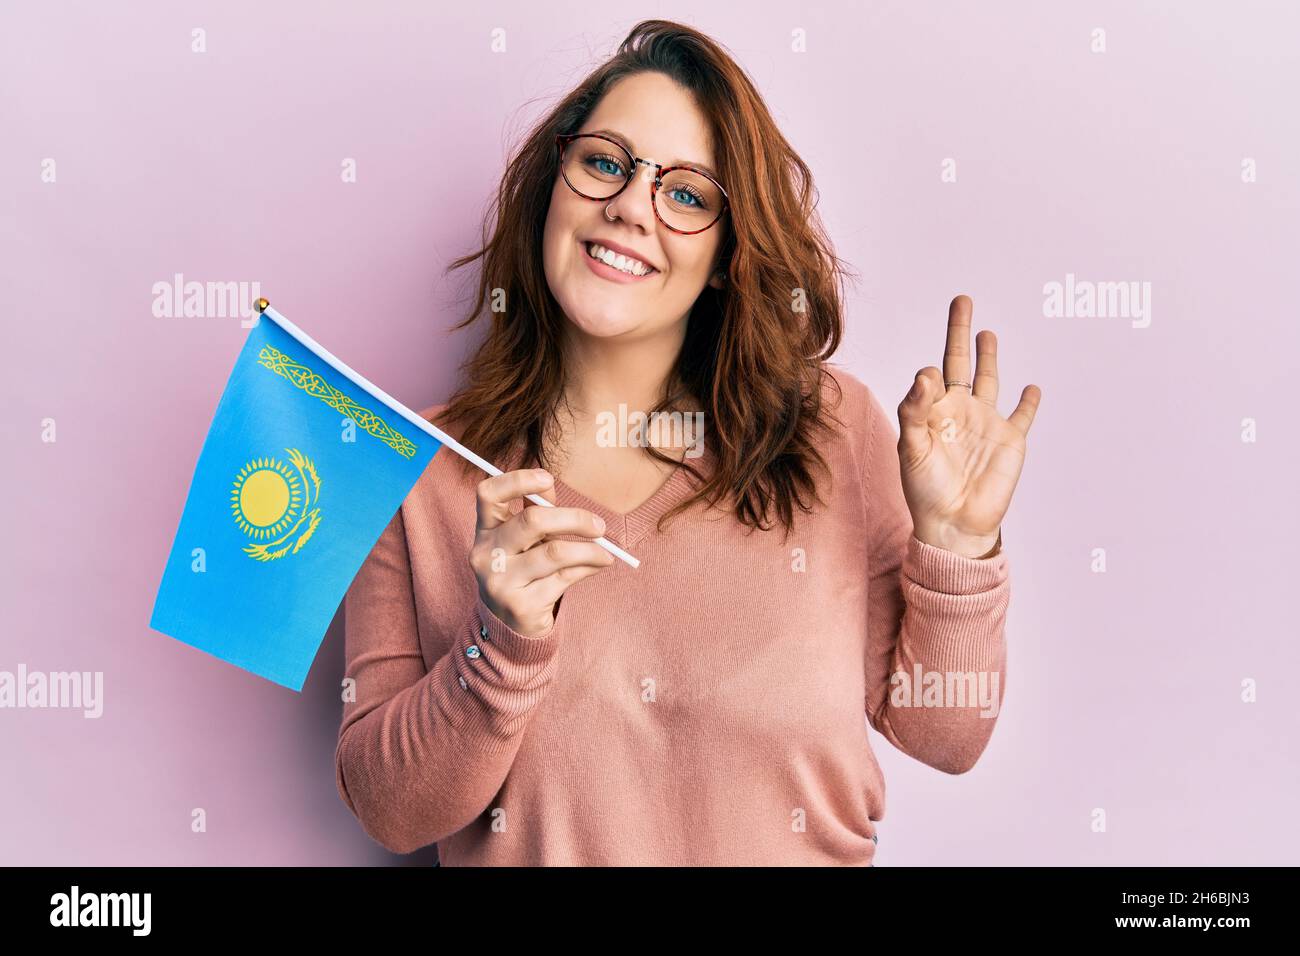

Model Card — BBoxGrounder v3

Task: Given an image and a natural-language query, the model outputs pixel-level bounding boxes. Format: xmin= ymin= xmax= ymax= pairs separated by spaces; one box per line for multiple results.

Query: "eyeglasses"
xmin=555 ymin=132 xmax=730 ymax=236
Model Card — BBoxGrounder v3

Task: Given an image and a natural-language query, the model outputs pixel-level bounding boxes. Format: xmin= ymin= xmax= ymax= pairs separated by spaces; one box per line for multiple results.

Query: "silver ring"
xmin=945 ymin=380 xmax=972 ymax=389
xmin=604 ymin=202 xmax=617 ymax=222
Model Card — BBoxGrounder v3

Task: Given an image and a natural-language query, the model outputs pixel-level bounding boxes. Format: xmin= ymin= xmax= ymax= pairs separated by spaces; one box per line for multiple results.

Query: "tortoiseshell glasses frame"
xmin=555 ymin=132 xmax=731 ymax=236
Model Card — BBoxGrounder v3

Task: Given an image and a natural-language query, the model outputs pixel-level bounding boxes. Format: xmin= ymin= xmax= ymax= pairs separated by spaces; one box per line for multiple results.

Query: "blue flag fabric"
xmin=150 ymin=310 xmax=443 ymax=691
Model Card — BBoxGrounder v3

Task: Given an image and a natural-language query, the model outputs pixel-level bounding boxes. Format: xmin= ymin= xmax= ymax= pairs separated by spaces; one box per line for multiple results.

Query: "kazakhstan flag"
xmin=150 ymin=302 xmax=443 ymax=691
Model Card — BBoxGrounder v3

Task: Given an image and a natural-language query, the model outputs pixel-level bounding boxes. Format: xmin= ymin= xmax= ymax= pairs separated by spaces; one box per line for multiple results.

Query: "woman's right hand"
xmin=470 ymin=468 xmax=614 ymax=637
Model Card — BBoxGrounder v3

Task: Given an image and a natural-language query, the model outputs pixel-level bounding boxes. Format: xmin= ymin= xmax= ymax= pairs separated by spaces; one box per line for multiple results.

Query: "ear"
xmin=708 ymin=270 xmax=726 ymax=290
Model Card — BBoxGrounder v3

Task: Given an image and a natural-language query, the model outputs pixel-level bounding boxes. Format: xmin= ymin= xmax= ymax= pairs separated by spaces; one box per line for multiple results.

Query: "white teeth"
xmin=587 ymin=242 xmax=653 ymax=276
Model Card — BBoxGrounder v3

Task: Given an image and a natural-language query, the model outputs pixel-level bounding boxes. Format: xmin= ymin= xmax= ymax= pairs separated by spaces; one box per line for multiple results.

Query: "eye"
xmin=585 ymin=153 xmax=628 ymax=178
xmin=667 ymin=183 xmax=708 ymax=210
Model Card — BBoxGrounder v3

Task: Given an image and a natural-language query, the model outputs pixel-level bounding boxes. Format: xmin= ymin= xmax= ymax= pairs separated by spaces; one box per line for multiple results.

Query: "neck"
xmin=558 ymin=320 xmax=691 ymax=420
xmin=549 ymin=319 xmax=701 ymax=465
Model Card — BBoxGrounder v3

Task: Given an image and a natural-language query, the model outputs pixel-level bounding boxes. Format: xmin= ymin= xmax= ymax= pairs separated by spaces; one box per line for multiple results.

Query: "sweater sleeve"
xmin=859 ymin=384 xmax=1011 ymax=775
xmin=334 ymin=505 xmax=565 ymax=854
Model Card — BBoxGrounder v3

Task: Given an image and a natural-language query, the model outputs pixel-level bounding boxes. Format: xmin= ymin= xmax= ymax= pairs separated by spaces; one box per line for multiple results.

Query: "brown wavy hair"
xmin=438 ymin=19 xmax=855 ymax=539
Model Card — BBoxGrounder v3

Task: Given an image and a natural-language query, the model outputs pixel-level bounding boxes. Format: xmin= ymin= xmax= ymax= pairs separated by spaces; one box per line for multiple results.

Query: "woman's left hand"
xmin=896 ymin=295 xmax=1041 ymax=559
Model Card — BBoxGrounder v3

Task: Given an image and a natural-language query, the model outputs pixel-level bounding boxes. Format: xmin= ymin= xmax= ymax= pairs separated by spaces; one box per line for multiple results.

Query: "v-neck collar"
xmin=508 ymin=440 xmax=716 ymax=550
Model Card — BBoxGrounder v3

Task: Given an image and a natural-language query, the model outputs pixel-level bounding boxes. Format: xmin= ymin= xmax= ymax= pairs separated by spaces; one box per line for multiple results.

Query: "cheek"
xmin=542 ymin=190 xmax=579 ymax=274
xmin=661 ymin=238 xmax=717 ymax=284
xmin=542 ymin=187 xmax=565 ymax=246
xmin=546 ymin=190 xmax=598 ymax=260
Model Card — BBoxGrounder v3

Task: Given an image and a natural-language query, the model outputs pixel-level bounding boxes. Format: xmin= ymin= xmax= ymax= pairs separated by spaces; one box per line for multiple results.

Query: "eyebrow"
xmin=585 ymin=128 xmax=721 ymax=182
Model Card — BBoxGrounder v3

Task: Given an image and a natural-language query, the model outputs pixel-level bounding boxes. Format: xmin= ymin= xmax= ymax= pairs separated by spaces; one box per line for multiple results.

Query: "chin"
xmin=563 ymin=304 xmax=642 ymax=339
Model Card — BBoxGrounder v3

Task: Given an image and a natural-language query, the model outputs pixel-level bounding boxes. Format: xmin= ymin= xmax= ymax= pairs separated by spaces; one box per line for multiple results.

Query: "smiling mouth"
xmin=584 ymin=241 xmax=659 ymax=277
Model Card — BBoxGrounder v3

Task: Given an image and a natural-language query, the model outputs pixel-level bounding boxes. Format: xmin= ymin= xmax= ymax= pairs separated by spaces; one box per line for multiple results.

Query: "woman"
xmin=335 ymin=20 xmax=1040 ymax=865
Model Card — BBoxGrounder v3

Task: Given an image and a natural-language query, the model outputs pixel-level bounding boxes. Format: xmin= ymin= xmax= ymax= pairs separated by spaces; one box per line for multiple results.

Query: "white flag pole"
xmin=254 ymin=299 xmax=640 ymax=569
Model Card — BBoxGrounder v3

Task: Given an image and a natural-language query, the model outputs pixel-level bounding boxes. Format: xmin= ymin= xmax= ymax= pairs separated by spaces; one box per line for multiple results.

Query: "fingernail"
xmin=535 ymin=469 xmax=552 ymax=484
xmin=594 ymin=516 xmax=606 ymax=534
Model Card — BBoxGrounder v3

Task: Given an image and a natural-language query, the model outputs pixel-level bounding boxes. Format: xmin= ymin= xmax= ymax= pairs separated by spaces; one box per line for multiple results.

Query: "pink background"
xmin=2 ymin=1 xmax=1296 ymax=865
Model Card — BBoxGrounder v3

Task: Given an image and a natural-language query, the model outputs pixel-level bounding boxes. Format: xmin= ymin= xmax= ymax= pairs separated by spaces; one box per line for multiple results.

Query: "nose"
xmin=603 ymin=161 xmax=658 ymax=232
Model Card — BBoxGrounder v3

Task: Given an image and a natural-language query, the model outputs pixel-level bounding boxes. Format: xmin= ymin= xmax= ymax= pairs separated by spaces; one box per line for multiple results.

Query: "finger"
xmin=1006 ymin=384 xmax=1042 ymax=435
xmin=521 ymin=560 xmax=613 ymax=609
xmin=972 ymin=329 xmax=999 ymax=405
xmin=920 ymin=366 xmax=945 ymax=395
xmin=514 ymin=538 xmax=615 ymax=587
xmin=943 ymin=295 xmax=973 ymax=390
xmin=476 ymin=468 xmax=555 ymax=533
xmin=898 ymin=367 xmax=939 ymax=450
xmin=498 ymin=504 xmax=606 ymax=557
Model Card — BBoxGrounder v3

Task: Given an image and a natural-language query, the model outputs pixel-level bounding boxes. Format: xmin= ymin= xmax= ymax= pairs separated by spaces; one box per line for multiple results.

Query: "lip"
xmin=580 ymin=238 xmax=660 ymax=284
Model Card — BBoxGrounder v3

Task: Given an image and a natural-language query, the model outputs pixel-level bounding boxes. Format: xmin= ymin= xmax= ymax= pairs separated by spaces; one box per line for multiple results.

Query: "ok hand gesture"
xmin=896 ymin=295 xmax=1041 ymax=559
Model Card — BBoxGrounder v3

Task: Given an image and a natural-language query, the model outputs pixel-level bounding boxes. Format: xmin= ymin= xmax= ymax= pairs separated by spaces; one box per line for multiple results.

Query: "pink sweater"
xmin=334 ymin=365 xmax=1011 ymax=865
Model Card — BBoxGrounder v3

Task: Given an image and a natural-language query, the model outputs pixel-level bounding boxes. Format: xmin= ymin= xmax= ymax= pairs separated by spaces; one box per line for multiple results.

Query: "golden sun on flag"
xmin=230 ymin=448 xmax=323 ymax=561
